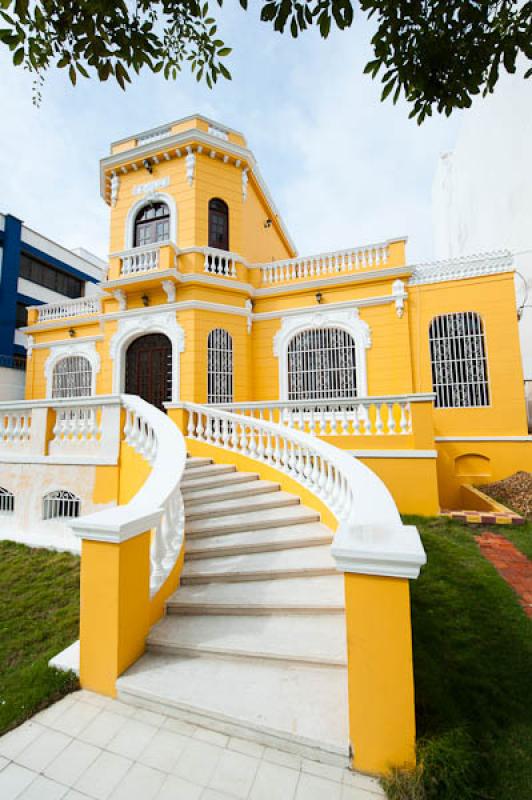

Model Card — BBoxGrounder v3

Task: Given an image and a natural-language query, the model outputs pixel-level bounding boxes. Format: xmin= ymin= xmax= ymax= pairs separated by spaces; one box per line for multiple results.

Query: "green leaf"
xmin=13 ymin=45 xmax=24 ymax=65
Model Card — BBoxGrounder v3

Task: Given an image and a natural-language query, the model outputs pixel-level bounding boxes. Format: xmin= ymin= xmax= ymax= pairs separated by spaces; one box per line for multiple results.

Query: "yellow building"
xmin=6 ymin=114 xmax=531 ymax=776
xmin=22 ymin=114 xmax=531 ymax=516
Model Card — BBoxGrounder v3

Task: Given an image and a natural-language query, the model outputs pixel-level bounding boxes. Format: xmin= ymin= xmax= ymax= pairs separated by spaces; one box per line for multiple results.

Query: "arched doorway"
xmin=125 ymin=334 xmax=172 ymax=410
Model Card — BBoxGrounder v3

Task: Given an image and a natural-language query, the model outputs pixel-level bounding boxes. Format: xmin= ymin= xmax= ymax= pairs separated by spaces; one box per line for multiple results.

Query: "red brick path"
xmin=475 ymin=532 xmax=532 ymax=618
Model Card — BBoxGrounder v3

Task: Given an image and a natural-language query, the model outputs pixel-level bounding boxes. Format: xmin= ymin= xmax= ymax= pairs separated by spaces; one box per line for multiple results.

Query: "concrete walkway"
xmin=0 ymin=691 xmax=384 ymax=800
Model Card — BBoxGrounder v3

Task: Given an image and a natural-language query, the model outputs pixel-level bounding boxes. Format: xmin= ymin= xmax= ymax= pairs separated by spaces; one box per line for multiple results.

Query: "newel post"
xmin=71 ymin=522 xmax=154 ymax=697
xmin=332 ymin=524 xmax=426 ymax=775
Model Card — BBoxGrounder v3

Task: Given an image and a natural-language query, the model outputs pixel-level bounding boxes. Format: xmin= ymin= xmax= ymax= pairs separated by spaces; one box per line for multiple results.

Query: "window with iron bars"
xmin=0 ymin=487 xmax=14 ymax=514
xmin=429 ymin=312 xmax=490 ymax=408
xmin=207 ymin=329 xmax=233 ymax=403
xmin=287 ymin=327 xmax=358 ymax=401
xmin=52 ymin=356 xmax=92 ymax=399
xmin=43 ymin=490 xmax=81 ymax=520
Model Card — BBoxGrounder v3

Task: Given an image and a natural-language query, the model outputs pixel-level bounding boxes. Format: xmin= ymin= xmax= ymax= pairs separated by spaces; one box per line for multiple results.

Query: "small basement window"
xmin=43 ymin=490 xmax=81 ymax=520
xmin=0 ymin=487 xmax=14 ymax=514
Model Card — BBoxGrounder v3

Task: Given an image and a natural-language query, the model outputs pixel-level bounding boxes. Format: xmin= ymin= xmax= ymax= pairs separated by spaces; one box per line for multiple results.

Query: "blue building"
xmin=0 ymin=212 xmax=107 ymax=399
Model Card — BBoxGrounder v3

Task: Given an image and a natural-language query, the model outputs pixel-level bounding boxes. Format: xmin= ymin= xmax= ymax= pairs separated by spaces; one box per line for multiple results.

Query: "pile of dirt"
xmin=480 ymin=471 xmax=532 ymax=520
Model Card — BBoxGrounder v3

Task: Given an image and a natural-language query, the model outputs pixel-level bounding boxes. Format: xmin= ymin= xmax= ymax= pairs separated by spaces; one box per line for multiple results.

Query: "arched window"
xmin=208 ymin=198 xmax=229 ymax=251
xmin=287 ymin=328 xmax=357 ymax=401
xmin=52 ymin=356 xmax=92 ymax=399
xmin=43 ymin=490 xmax=81 ymax=520
xmin=429 ymin=312 xmax=489 ymax=408
xmin=134 ymin=202 xmax=170 ymax=247
xmin=208 ymin=329 xmax=233 ymax=403
xmin=0 ymin=487 xmax=14 ymax=514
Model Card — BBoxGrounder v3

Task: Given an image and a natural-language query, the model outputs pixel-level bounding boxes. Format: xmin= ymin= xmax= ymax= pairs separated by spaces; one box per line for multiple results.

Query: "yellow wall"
xmin=409 ymin=273 xmax=528 ymax=435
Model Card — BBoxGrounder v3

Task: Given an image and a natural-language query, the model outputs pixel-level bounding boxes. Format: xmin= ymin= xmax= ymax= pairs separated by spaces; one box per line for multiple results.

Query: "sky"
xmin=0 ymin=5 xmax=463 ymax=264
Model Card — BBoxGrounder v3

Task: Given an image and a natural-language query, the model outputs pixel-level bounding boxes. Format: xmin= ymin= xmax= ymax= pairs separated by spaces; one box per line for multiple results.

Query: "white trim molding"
xmin=44 ymin=341 xmax=101 ymax=398
xmin=273 ymin=307 xmax=371 ymax=400
xmin=124 ymin=192 xmax=178 ymax=249
xmin=409 ymin=250 xmax=513 ymax=286
xmin=109 ymin=309 xmax=185 ymax=401
xmin=351 ymin=450 xmax=438 ymax=458
xmin=435 ymin=435 xmax=532 ymax=442
xmin=331 ymin=523 xmax=427 ymax=580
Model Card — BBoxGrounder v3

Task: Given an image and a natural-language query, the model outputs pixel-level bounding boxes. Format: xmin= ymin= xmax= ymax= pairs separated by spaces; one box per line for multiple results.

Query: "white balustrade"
xmin=71 ymin=395 xmax=187 ymax=596
xmin=0 ymin=409 xmax=32 ymax=446
xmin=51 ymin=405 xmax=103 ymax=450
xmin=213 ymin=396 xmax=429 ymax=438
xmin=0 ymin=397 xmax=122 ymax=461
xmin=208 ymin=125 xmax=229 ymax=141
xmin=121 ymin=245 xmax=160 ymax=275
xmin=257 ymin=243 xmax=389 ymax=285
xmin=203 ymin=248 xmax=237 ymax=277
xmin=181 ymin=401 xmax=403 ymax=535
xmin=35 ymin=296 xmax=101 ymax=323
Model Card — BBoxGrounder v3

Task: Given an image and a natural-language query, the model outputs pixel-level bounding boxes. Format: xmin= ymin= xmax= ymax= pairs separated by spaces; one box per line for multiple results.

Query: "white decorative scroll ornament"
xmin=44 ymin=341 xmax=101 ymax=398
xmin=392 ymin=279 xmax=406 ymax=318
xmin=132 ymin=176 xmax=170 ymax=196
xmin=242 ymin=168 xmax=249 ymax=201
xmin=26 ymin=335 xmax=34 ymax=357
xmin=162 ymin=280 xmax=176 ymax=303
xmin=110 ymin=173 xmax=120 ymax=207
xmin=245 ymin=299 xmax=253 ymax=334
xmin=109 ymin=310 xmax=185 ymax=401
xmin=273 ymin=307 xmax=371 ymax=399
xmin=112 ymin=290 xmax=127 ymax=311
xmin=185 ymin=147 xmax=196 ymax=186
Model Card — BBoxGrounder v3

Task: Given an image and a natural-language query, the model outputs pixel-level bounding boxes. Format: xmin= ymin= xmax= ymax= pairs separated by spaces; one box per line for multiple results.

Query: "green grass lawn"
xmin=388 ymin=516 xmax=532 ymax=800
xmin=0 ymin=541 xmax=80 ymax=736
xmin=0 ymin=520 xmax=531 ymax=800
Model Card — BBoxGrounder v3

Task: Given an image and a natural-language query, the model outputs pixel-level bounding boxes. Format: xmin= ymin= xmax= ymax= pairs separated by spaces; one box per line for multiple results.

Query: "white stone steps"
xmin=181 ymin=463 xmax=237 ymax=484
xmin=147 ymin=613 xmax=347 ymax=667
xmin=181 ymin=544 xmax=336 ymax=584
xmin=184 ymin=457 xmax=213 ymax=469
xmin=183 ymin=479 xmax=280 ymax=505
xmin=181 ymin=471 xmax=260 ymax=492
xmin=185 ymin=505 xmax=319 ymax=538
xmin=116 ymin=653 xmax=350 ymax=765
xmin=185 ymin=521 xmax=332 ymax=559
xmin=185 ymin=491 xmax=299 ymax=521
xmin=166 ymin=574 xmax=345 ymax=615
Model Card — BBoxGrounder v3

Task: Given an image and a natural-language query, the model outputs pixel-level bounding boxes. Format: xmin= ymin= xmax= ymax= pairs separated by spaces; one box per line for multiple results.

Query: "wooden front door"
xmin=125 ymin=334 xmax=172 ymax=410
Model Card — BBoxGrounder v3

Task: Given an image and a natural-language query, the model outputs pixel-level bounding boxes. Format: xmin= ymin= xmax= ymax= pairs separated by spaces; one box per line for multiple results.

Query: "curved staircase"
xmin=117 ymin=455 xmax=350 ymax=765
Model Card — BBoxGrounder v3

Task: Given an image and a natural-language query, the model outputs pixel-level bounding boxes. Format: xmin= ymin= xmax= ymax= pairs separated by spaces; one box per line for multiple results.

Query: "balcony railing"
xmin=214 ymin=394 xmax=434 ymax=438
xmin=256 ymin=242 xmax=390 ymax=286
xmin=32 ymin=296 xmax=101 ymax=323
xmin=203 ymin=247 xmax=237 ymax=277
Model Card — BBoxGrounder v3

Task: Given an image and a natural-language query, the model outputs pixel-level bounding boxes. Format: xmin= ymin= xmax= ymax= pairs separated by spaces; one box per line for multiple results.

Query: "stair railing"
xmin=71 ymin=394 xmax=187 ymax=595
xmin=180 ymin=402 xmax=425 ymax=577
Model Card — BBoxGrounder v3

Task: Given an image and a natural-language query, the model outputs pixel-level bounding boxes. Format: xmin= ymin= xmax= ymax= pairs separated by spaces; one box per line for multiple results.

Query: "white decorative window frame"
xmin=109 ymin=310 xmax=185 ymax=402
xmin=273 ymin=307 xmax=371 ymax=401
xmin=45 ymin=341 xmax=101 ymax=399
xmin=124 ymin=191 xmax=178 ymax=249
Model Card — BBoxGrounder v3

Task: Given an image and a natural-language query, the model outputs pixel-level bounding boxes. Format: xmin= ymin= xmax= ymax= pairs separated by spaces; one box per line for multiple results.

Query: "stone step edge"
xmin=185 ymin=495 xmax=299 ymax=521
xmin=183 ymin=482 xmax=280 ymax=506
xmin=115 ymin=683 xmax=350 ymax=767
xmin=181 ymin=473 xmax=260 ymax=492
xmin=166 ymin=602 xmax=345 ymax=616
xmin=183 ymin=521 xmax=328 ymax=543
xmin=181 ymin=565 xmax=337 ymax=585
xmin=186 ymin=511 xmax=320 ymax=537
xmin=146 ymin=639 xmax=347 ymax=669
xmin=185 ymin=534 xmax=333 ymax=560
